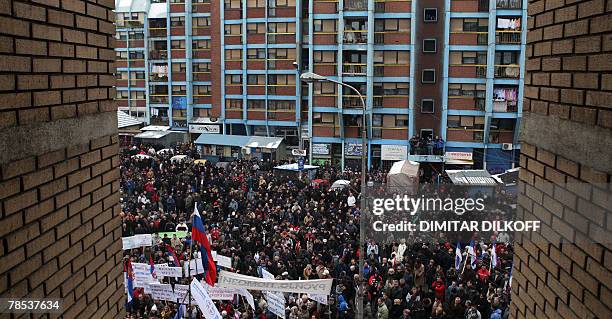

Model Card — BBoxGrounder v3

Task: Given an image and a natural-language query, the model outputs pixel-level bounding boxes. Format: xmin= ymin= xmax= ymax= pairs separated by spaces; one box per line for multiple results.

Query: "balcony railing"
xmin=343 ymin=63 xmax=366 ymax=75
xmin=496 ymin=0 xmax=521 ymax=9
xmin=148 ymin=28 xmax=167 ymax=37
xmin=494 ymin=65 xmax=520 ymax=78
xmin=149 ymin=49 xmax=168 ymax=60
xmin=343 ymin=95 xmax=367 ymax=108
xmin=149 ymin=95 xmax=169 ymax=104
xmin=345 ymin=0 xmax=367 ymax=10
xmin=496 ymin=31 xmax=521 ymax=44
xmin=451 ymin=64 xmax=487 ymax=78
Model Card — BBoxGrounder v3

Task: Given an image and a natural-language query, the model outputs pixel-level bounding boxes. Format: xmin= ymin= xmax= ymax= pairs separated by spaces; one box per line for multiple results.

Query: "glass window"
xmin=424 ymin=8 xmax=437 ymax=22
xmin=421 ymin=99 xmax=434 ymax=113
xmin=422 ymin=69 xmax=436 ymax=83
xmin=423 ymin=39 xmax=436 ymax=53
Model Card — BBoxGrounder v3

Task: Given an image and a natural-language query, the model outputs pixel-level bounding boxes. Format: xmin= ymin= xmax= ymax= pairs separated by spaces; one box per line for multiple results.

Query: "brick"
xmin=0 ymin=55 xmax=31 ymax=72
xmin=61 ymin=0 xmax=85 ymax=12
xmin=47 ymin=9 xmax=74 ymax=27
xmin=26 ymin=229 xmax=55 ymax=257
xmin=17 ymin=74 xmax=49 ymax=90
xmin=598 ymin=109 xmax=612 ymax=128
xmin=0 ymin=16 xmax=31 ymax=37
xmin=33 ymin=58 xmax=62 ymax=73
xmin=586 ymin=90 xmax=612 ymax=108
xmin=560 ymin=89 xmax=584 ymax=105
xmin=32 ymin=23 xmax=62 ymax=41
xmin=0 ymin=111 xmax=17 ymax=129
xmin=3 ymin=189 xmax=37 ymax=215
xmin=33 ymin=90 xmax=61 ymax=106
xmin=573 ymin=73 xmax=599 ymax=89
xmin=0 ymin=212 xmax=23 ymax=238
xmin=575 ymin=36 xmax=602 ymax=54
xmin=588 ymin=53 xmax=612 ymax=71
xmin=551 ymin=39 xmax=573 ymax=54
xmin=562 ymin=56 xmax=587 ymax=71
xmin=42 ymin=236 xmax=68 ymax=263
xmin=62 ymin=28 xmax=87 ymax=44
xmin=570 ymin=106 xmax=597 ymax=125
xmin=577 ymin=0 xmax=605 ymax=18
xmin=0 ymin=248 xmax=25 ymax=275
xmin=22 ymin=167 xmax=53 ymax=190
xmin=564 ymin=19 xmax=589 ymax=37
xmin=51 ymin=104 xmax=77 ymax=120
xmin=40 ymin=207 xmax=67 ymax=233
xmin=555 ymin=5 xmax=578 ymax=23
xmin=18 ymin=108 xmax=50 ymax=125
xmin=15 ymin=39 xmax=48 ymax=56
xmin=590 ymin=14 xmax=612 ymax=33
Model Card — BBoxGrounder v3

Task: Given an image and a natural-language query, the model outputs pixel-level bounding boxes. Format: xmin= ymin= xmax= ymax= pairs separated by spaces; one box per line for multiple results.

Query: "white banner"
xmin=149 ymin=283 xmax=175 ymax=301
xmin=217 ymin=271 xmax=333 ymax=295
xmin=266 ymin=291 xmax=286 ymax=319
xmin=189 ymin=124 xmax=221 ymax=134
xmin=174 ymin=284 xmax=193 ymax=304
xmin=308 ymin=294 xmax=328 ymax=305
xmin=156 ymin=264 xmax=183 ymax=278
xmin=311 ymin=144 xmax=330 ymax=155
xmin=184 ymin=258 xmax=205 ymax=276
xmin=191 ymin=279 xmax=222 ymax=319
xmin=204 ymin=284 xmax=236 ymax=301
xmin=214 ymin=254 xmax=232 ymax=269
xmin=381 ymin=145 xmax=408 ymax=161
xmin=122 ymin=234 xmax=153 ymax=250
xmin=237 ymin=288 xmax=255 ymax=310
xmin=445 ymin=151 xmax=473 ymax=161
xmin=132 ymin=263 xmax=157 ymax=289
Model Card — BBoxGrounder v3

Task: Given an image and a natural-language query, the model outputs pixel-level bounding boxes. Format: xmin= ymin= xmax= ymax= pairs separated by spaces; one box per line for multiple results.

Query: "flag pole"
xmin=187 ymin=211 xmax=195 ymax=318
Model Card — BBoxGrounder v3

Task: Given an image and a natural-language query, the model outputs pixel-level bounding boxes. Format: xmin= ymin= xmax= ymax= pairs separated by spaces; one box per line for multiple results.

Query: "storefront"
xmin=194 ymin=134 xmax=287 ymax=162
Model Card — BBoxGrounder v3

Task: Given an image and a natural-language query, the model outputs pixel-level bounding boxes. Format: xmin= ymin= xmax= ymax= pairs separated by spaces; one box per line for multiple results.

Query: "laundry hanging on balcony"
xmin=497 ymin=18 xmax=521 ymax=30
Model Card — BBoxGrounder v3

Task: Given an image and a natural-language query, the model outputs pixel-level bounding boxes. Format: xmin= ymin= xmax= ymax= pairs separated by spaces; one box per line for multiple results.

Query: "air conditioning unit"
xmin=502 ymin=143 xmax=513 ymax=150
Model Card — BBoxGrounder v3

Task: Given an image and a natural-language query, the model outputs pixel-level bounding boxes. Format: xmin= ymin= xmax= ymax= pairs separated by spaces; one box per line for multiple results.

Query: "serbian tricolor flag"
xmin=468 ymin=240 xmax=477 ymax=269
xmin=149 ymin=255 xmax=157 ymax=279
xmin=455 ymin=242 xmax=462 ymax=271
xmin=192 ymin=206 xmax=217 ymax=286
xmin=124 ymin=259 xmax=135 ymax=306
xmin=166 ymin=243 xmax=181 ymax=267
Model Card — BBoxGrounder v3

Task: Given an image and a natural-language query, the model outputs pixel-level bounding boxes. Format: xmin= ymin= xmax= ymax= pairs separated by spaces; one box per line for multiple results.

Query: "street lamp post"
xmin=300 ymin=72 xmax=367 ymax=319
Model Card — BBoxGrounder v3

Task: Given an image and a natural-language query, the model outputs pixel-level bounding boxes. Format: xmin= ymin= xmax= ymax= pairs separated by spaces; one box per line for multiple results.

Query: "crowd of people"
xmin=121 ymin=142 xmax=515 ymax=319
xmin=409 ymin=136 xmax=445 ymax=156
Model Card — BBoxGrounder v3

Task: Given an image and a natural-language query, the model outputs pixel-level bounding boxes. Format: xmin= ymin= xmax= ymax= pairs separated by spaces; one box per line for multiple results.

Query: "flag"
xmin=125 ymin=259 xmax=135 ymax=306
xmin=455 ymin=242 xmax=462 ymax=270
xmin=149 ymin=255 xmax=157 ymax=279
xmin=166 ymin=243 xmax=181 ymax=267
xmin=192 ymin=206 xmax=217 ymax=286
xmin=173 ymin=304 xmax=185 ymax=319
xmin=468 ymin=240 xmax=477 ymax=268
xmin=491 ymin=243 xmax=497 ymax=268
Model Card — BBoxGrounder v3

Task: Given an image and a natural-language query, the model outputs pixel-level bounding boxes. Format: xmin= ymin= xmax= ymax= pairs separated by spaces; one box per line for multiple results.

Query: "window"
xmin=424 ymin=8 xmax=437 ymax=22
xmin=314 ymin=51 xmax=336 ymax=63
xmin=170 ymin=16 xmax=185 ymax=27
xmin=423 ymin=39 xmax=436 ymax=53
xmin=422 ymin=69 xmax=436 ymax=83
xmin=495 ymin=51 xmax=520 ymax=64
xmin=247 ymin=0 xmax=265 ymax=7
xmin=193 ymin=85 xmax=211 ymax=95
xmin=268 ymin=48 xmax=295 ymax=59
xmin=226 ymin=99 xmax=242 ymax=109
xmin=421 ymin=69 xmax=436 ymax=83
xmin=450 ymin=51 xmax=487 ymax=65
xmin=130 ymin=91 xmax=145 ymax=100
xmin=193 ymin=39 xmax=210 ymax=49
xmin=375 ymin=19 xmax=410 ymax=31
xmin=224 ymin=24 xmax=241 ymax=36
xmin=247 ymin=100 xmax=265 ymax=109
xmin=396 ymin=114 xmax=409 ymax=127
xmin=172 ymin=85 xmax=187 ymax=95
xmin=193 ymin=17 xmax=210 ymax=27
xmin=313 ymin=112 xmax=337 ymax=124
xmin=268 ymin=22 xmax=296 ymax=33
xmin=225 ymin=49 xmax=242 ymax=60
xmin=275 ymin=0 xmax=296 ymax=7
xmin=247 ymin=23 xmax=266 ymax=34
xmin=225 ymin=74 xmax=242 ymax=84
xmin=247 ymin=48 xmax=266 ymax=59
xmin=116 ymin=90 xmax=129 ymax=99
xmin=313 ymin=19 xmax=337 ymax=33
xmin=373 ymin=51 xmax=409 ymax=64
xmin=421 ymin=99 xmax=434 ymax=113
xmin=449 ymin=84 xmax=486 ymax=98
xmin=269 ymin=100 xmax=295 ymax=110
xmin=374 ymin=83 xmax=409 ymax=95
xmin=193 ymin=62 xmax=210 ymax=72
xmin=314 ymin=82 xmax=336 ymax=95
xmin=247 ymin=74 xmax=266 ymax=85
xmin=268 ymin=74 xmax=296 ymax=85
xmin=451 ymin=18 xmax=488 ymax=32
xmin=172 ymin=62 xmax=187 ymax=72
xmin=170 ymin=40 xmax=185 ymax=49
xmin=224 ymin=0 xmax=241 ymax=9
xmin=448 ymin=116 xmax=485 ymax=128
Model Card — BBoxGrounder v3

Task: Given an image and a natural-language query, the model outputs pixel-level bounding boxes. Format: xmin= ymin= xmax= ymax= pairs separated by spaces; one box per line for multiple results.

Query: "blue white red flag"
xmin=491 ymin=243 xmax=497 ymax=268
xmin=125 ymin=259 xmax=135 ymax=305
xmin=192 ymin=206 xmax=217 ymax=286
xmin=166 ymin=243 xmax=181 ymax=267
xmin=149 ymin=255 xmax=157 ymax=279
xmin=469 ymin=240 xmax=477 ymax=268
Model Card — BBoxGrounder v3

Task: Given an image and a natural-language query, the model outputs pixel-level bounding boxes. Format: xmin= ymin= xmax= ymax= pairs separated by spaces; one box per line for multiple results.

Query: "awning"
xmin=445 ymin=159 xmax=474 ymax=165
xmin=117 ymin=110 xmax=143 ymax=129
xmin=141 ymin=125 xmax=170 ymax=131
xmin=115 ymin=0 xmax=147 ymax=12
xmin=134 ymin=131 xmax=172 ymax=139
xmin=445 ymin=170 xmax=497 ymax=186
xmin=148 ymin=2 xmax=167 ymax=18
xmin=274 ymin=163 xmax=319 ymax=171
xmin=195 ymin=134 xmax=284 ymax=150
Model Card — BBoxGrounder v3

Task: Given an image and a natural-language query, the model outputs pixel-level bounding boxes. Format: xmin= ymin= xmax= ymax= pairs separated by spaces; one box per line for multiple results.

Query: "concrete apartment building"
xmin=115 ymin=0 xmax=526 ymax=172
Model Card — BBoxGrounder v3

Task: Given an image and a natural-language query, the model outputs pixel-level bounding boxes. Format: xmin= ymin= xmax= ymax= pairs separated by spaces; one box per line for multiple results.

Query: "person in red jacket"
xmin=477 ymin=265 xmax=491 ymax=283
xmin=431 ymin=277 xmax=446 ymax=301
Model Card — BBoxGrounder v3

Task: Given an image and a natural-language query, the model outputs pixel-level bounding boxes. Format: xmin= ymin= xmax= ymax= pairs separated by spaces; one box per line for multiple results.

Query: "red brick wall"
xmin=513 ymin=0 xmax=612 ymax=317
xmin=0 ymin=0 xmax=122 ymax=317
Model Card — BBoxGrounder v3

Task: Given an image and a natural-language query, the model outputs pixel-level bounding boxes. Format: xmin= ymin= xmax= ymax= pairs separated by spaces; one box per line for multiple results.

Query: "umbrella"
xmin=157 ymin=148 xmax=173 ymax=155
xmin=131 ymin=154 xmax=151 ymax=160
xmin=330 ymin=179 xmax=350 ymax=190
xmin=170 ymin=155 xmax=188 ymax=163
xmin=194 ymin=159 xmax=207 ymax=165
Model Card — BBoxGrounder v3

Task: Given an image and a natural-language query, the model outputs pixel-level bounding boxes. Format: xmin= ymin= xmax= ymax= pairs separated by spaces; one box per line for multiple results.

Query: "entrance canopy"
xmin=195 ymin=134 xmax=284 ymax=150
xmin=445 ymin=170 xmax=497 ymax=186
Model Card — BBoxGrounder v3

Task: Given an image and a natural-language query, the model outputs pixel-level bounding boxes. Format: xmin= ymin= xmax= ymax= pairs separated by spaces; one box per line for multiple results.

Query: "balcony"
xmin=343 ymin=63 xmax=366 ymax=76
xmin=447 ymin=129 xmax=484 ymax=142
xmin=267 ymin=32 xmax=296 ymax=44
xmin=488 ymin=131 xmax=514 ymax=143
xmin=450 ymin=0 xmax=489 ymax=12
xmin=343 ymin=30 xmax=367 ymax=44
xmin=345 ymin=0 xmax=367 ymax=10
xmin=373 ymin=95 xmax=410 ymax=109
xmin=496 ymin=30 xmax=521 ymax=44
xmin=313 ymin=63 xmax=337 ymax=76
xmin=313 ymin=0 xmax=338 ymax=13
xmin=148 ymin=49 xmax=168 ymax=60
xmin=148 ymin=27 xmax=167 ymax=38
xmin=494 ymin=65 xmax=520 ymax=78
xmin=343 ymin=95 xmax=367 ymax=108
xmin=374 ymin=31 xmax=411 ymax=44
xmin=496 ymin=0 xmax=521 ymax=9
xmin=374 ymin=64 xmax=410 ymax=77
xmin=448 ymin=96 xmax=486 ymax=111
xmin=312 ymin=124 xmax=342 ymax=138
xmin=149 ymin=95 xmax=169 ymax=104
